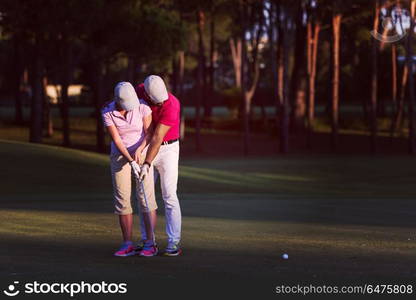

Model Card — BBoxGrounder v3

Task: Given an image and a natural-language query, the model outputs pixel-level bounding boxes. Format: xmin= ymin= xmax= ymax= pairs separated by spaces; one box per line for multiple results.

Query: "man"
xmin=136 ymin=75 xmax=182 ymax=256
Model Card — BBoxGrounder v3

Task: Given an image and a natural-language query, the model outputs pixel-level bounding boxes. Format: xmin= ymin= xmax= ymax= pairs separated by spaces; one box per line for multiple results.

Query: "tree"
xmin=407 ymin=0 xmax=416 ymax=153
xmin=196 ymin=9 xmax=205 ymax=152
xmin=207 ymin=1 xmax=217 ymax=119
xmin=331 ymin=2 xmax=342 ymax=151
xmin=240 ymin=0 xmax=265 ymax=155
xmin=29 ymin=36 xmax=44 ymax=143
xmin=390 ymin=65 xmax=408 ymax=139
xmin=370 ymin=0 xmax=381 ymax=154
xmin=0 ymin=1 xmax=50 ymax=143
xmin=11 ymin=34 xmax=24 ymax=125
xmin=290 ymin=1 xmax=307 ymax=133
xmin=306 ymin=0 xmax=321 ymax=147
xmin=81 ymin=0 xmax=186 ymax=152
xmin=279 ymin=2 xmax=294 ymax=154
xmin=53 ymin=1 xmax=86 ymax=147
xmin=230 ymin=38 xmax=242 ymax=88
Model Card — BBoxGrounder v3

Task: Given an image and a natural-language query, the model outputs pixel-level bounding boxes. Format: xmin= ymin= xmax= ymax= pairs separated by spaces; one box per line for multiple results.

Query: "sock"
xmin=123 ymin=240 xmax=133 ymax=246
xmin=144 ymin=240 xmax=155 ymax=247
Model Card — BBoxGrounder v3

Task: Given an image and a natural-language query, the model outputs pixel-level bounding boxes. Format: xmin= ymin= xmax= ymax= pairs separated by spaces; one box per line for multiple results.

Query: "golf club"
xmin=140 ymin=179 xmax=156 ymax=247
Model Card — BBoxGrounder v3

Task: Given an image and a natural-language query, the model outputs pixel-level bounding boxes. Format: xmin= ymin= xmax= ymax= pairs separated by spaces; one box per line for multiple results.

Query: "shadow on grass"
xmin=0 ymin=234 xmax=414 ymax=286
xmin=1 ymin=193 xmax=416 ymax=229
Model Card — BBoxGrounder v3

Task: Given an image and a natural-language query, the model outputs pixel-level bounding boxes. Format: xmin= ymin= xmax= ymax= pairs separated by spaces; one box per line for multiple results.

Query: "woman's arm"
xmin=107 ymin=125 xmax=135 ymax=162
xmin=134 ymin=114 xmax=152 ymax=163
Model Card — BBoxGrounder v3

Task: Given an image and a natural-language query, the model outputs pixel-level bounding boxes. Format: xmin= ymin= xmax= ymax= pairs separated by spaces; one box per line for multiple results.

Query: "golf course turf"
xmin=1 ymin=139 xmax=415 ymax=296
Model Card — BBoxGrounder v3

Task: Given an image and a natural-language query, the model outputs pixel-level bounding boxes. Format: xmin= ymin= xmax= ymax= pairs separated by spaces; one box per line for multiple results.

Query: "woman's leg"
xmin=111 ymin=155 xmax=136 ymax=256
xmin=111 ymin=155 xmax=134 ymax=242
xmin=119 ymin=214 xmax=133 ymax=242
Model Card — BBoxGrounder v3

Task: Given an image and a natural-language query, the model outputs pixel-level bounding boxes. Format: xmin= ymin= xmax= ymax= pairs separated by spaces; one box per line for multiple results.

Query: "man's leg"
xmin=155 ymin=143 xmax=181 ymax=246
xmin=138 ymin=168 xmax=158 ymax=243
xmin=136 ymin=161 xmax=158 ymax=256
xmin=142 ymin=210 xmax=157 ymax=243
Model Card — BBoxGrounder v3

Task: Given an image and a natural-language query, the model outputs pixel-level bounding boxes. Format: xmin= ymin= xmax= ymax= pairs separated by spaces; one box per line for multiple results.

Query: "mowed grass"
xmin=0 ymin=139 xmax=416 ymax=294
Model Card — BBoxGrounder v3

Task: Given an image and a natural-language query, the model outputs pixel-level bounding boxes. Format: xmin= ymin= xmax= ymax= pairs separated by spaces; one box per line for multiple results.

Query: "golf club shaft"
xmin=140 ymin=180 xmax=155 ymax=245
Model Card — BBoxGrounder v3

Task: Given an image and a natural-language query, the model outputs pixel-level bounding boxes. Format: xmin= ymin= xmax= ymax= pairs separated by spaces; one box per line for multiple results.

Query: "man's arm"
xmin=141 ymin=115 xmax=154 ymax=149
xmin=144 ymin=123 xmax=171 ymax=165
xmin=138 ymin=123 xmax=170 ymax=181
xmin=134 ymin=114 xmax=153 ymax=163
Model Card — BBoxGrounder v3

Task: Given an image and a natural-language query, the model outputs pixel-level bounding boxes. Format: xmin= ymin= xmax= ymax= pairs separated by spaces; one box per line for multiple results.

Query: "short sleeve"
xmin=139 ymin=100 xmax=152 ymax=118
xmin=102 ymin=112 xmax=114 ymax=127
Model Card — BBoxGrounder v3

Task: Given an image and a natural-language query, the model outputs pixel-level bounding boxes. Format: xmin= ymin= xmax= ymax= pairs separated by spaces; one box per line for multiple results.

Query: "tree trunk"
xmin=390 ymin=65 xmax=408 ymax=139
xmin=390 ymin=1 xmax=399 ymax=125
xmin=42 ymin=75 xmax=53 ymax=137
xmin=241 ymin=1 xmax=264 ymax=155
xmin=171 ymin=56 xmax=178 ymax=95
xmin=207 ymin=9 xmax=216 ymax=119
xmin=13 ymin=36 xmax=24 ymax=125
xmin=195 ymin=10 xmax=205 ymax=152
xmin=177 ymin=51 xmax=185 ymax=97
xmin=292 ymin=78 xmax=306 ymax=132
xmin=93 ymin=61 xmax=105 ymax=153
xmin=370 ymin=0 xmax=380 ymax=154
xmin=268 ymin=0 xmax=278 ymax=125
xmin=407 ymin=0 xmax=416 ymax=154
xmin=61 ymin=41 xmax=72 ymax=147
xmin=230 ymin=38 xmax=242 ymax=88
xmin=29 ymin=37 xmax=43 ymax=143
xmin=277 ymin=27 xmax=284 ymax=112
xmin=289 ymin=3 xmax=307 ymax=133
xmin=280 ymin=11 xmax=292 ymax=154
xmin=331 ymin=13 xmax=342 ymax=151
xmin=275 ymin=3 xmax=284 ymax=148
xmin=196 ymin=10 xmax=209 ymax=121
xmin=178 ymin=51 xmax=186 ymax=142
xmin=241 ymin=1 xmax=249 ymax=155
xmin=307 ymin=20 xmax=312 ymax=124
xmin=307 ymin=21 xmax=320 ymax=147
xmin=392 ymin=44 xmax=397 ymax=115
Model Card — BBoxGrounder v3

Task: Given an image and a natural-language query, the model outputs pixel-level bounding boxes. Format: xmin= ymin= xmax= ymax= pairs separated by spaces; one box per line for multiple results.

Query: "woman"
xmin=101 ymin=82 xmax=158 ymax=257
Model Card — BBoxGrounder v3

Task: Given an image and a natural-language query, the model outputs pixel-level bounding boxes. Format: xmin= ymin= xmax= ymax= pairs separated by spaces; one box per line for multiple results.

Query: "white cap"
xmin=114 ymin=82 xmax=139 ymax=111
xmin=144 ymin=75 xmax=168 ymax=104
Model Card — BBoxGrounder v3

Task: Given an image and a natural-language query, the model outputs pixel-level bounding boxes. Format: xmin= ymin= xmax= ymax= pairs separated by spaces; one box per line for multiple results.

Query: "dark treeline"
xmin=0 ymin=0 xmax=415 ymax=154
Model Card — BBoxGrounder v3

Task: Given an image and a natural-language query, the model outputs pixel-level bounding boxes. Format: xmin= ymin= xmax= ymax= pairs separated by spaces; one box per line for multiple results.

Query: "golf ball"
xmin=282 ymin=253 xmax=289 ymax=259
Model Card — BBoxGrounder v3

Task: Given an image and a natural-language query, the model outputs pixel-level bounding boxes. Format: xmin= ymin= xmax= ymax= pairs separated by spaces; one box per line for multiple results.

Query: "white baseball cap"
xmin=144 ymin=75 xmax=169 ymax=104
xmin=114 ymin=82 xmax=139 ymax=111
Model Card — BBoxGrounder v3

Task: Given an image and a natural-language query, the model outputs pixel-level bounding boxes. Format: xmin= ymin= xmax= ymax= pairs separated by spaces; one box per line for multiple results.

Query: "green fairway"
xmin=1 ymin=139 xmax=416 ymax=295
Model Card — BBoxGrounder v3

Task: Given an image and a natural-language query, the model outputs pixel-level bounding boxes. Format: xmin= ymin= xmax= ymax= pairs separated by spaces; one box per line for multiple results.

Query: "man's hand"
xmin=134 ymin=147 xmax=144 ymax=165
xmin=139 ymin=163 xmax=150 ymax=182
xmin=129 ymin=161 xmax=141 ymax=180
xmin=144 ymin=123 xmax=171 ymax=166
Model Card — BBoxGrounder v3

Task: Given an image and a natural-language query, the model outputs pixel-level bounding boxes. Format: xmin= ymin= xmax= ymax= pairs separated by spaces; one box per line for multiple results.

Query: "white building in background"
xmin=46 ymin=85 xmax=84 ymax=104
